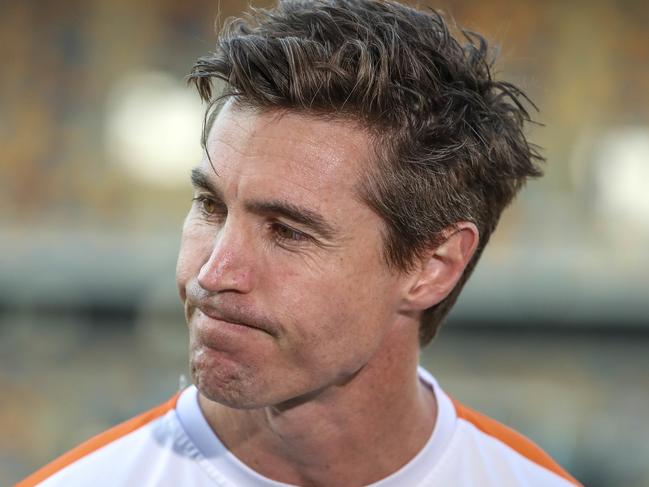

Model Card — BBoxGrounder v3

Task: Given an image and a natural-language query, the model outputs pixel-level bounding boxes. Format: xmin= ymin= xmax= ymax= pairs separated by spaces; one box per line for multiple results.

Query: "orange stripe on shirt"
xmin=451 ymin=398 xmax=582 ymax=486
xmin=16 ymin=391 xmax=182 ymax=487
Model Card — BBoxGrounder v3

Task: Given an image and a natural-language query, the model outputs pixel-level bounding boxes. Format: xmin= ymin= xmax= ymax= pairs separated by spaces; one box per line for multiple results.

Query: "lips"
xmin=199 ymin=305 xmax=251 ymax=328
xmin=183 ymin=279 xmax=278 ymax=337
xmin=193 ymin=302 xmax=276 ymax=337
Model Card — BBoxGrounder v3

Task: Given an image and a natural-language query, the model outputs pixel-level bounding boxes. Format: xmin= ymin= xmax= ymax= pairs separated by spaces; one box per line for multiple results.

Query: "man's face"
xmin=176 ymin=105 xmax=408 ymax=409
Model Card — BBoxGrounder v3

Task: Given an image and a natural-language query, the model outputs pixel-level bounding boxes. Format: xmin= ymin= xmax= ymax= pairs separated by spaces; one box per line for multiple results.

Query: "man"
xmin=19 ymin=1 xmax=581 ymax=486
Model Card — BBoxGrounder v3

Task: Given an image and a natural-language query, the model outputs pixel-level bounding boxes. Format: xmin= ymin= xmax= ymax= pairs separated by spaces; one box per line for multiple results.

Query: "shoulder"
xmin=416 ymin=367 xmax=581 ymax=487
xmin=16 ymin=392 xmax=182 ymax=487
xmin=446 ymin=397 xmax=582 ymax=487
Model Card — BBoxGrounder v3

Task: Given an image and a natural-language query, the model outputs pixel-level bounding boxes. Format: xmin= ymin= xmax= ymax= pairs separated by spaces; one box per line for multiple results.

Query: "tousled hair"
xmin=188 ymin=0 xmax=544 ymax=344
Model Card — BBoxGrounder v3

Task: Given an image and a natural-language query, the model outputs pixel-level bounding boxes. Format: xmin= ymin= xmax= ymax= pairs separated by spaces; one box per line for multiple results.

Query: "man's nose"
xmin=197 ymin=220 xmax=255 ymax=294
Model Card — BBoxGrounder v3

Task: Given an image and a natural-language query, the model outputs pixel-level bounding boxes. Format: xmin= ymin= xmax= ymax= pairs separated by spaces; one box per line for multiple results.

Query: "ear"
xmin=401 ymin=222 xmax=479 ymax=312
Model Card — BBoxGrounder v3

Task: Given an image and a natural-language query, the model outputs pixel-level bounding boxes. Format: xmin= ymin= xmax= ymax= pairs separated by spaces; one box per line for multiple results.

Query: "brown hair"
xmin=188 ymin=0 xmax=544 ymax=344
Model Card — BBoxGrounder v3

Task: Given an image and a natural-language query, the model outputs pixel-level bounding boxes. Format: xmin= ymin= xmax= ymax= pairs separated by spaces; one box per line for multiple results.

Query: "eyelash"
xmin=192 ymin=195 xmax=224 ymax=218
xmin=192 ymin=195 xmax=311 ymax=245
xmin=270 ymin=222 xmax=310 ymax=244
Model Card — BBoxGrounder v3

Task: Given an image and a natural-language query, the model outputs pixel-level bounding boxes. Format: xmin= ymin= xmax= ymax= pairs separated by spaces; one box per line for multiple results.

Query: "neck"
xmin=198 ymin=323 xmax=437 ymax=486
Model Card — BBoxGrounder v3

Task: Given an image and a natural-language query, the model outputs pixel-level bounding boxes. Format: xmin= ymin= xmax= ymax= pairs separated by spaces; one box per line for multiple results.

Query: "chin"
xmin=189 ymin=351 xmax=269 ymax=410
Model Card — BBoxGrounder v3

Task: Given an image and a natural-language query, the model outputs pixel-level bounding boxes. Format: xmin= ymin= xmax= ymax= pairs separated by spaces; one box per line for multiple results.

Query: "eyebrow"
xmin=190 ymin=167 xmax=338 ymax=240
xmin=246 ymin=200 xmax=337 ymax=240
xmin=191 ymin=167 xmax=222 ymax=198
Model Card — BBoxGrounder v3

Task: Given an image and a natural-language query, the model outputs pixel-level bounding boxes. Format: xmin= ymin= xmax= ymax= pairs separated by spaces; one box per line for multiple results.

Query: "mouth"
xmin=195 ymin=303 xmax=275 ymax=337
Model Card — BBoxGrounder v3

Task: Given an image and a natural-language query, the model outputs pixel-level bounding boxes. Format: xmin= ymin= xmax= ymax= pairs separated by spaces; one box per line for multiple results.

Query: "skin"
xmin=176 ymin=103 xmax=478 ymax=486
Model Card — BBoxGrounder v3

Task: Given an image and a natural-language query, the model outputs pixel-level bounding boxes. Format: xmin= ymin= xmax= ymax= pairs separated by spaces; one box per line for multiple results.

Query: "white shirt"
xmin=18 ymin=368 xmax=581 ymax=486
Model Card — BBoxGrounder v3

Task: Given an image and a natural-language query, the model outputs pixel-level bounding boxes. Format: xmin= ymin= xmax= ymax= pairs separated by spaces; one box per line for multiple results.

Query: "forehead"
xmin=202 ymin=106 xmax=373 ymax=200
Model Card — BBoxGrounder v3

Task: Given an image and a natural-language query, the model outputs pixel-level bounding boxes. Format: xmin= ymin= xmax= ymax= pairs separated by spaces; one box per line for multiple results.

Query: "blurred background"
xmin=1 ymin=0 xmax=648 ymax=485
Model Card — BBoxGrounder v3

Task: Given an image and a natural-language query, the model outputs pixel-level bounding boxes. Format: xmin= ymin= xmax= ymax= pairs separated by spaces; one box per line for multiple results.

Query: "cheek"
xmin=274 ymin=253 xmax=390 ymax=345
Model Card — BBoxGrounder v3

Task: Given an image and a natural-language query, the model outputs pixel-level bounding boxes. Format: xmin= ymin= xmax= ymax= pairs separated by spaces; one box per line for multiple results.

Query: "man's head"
xmin=180 ymin=0 xmax=541 ymax=362
xmin=186 ymin=0 xmax=542 ymax=345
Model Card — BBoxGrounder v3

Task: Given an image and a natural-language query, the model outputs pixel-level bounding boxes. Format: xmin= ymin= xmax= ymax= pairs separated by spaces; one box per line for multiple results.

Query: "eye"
xmin=200 ymin=198 xmax=217 ymax=215
xmin=192 ymin=195 xmax=223 ymax=218
xmin=272 ymin=222 xmax=309 ymax=243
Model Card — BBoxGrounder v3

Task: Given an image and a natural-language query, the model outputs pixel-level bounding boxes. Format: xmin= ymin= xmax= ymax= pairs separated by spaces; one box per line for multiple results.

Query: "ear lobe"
xmin=403 ymin=222 xmax=479 ymax=312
